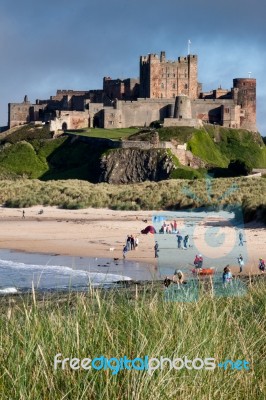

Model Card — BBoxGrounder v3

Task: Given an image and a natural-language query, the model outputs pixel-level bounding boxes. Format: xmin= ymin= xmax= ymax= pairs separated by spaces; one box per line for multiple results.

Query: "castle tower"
xmin=139 ymin=52 xmax=198 ymax=100
xmin=233 ymin=78 xmax=257 ymax=131
xmin=174 ymin=95 xmax=192 ymax=119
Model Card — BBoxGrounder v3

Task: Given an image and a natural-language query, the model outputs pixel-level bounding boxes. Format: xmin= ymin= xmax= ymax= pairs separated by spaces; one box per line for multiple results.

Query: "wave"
xmin=0 ymin=287 xmax=18 ymax=294
xmin=0 ymin=258 xmax=132 ymax=286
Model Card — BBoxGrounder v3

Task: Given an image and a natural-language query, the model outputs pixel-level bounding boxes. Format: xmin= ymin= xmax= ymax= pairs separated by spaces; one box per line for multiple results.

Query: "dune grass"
xmin=0 ymin=177 xmax=266 ymax=222
xmin=0 ymin=280 xmax=265 ymax=399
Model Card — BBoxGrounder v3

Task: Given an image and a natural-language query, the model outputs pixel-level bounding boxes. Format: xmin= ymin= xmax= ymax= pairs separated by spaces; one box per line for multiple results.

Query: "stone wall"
xmin=191 ymin=99 xmax=235 ymax=124
xmin=50 ymin=111 xmax=89 ymax=134
xmin=8 ymin=100 xmax=31 ymax=128
xmin=103 ymin=98 xmax=175 ymax=129
xmin=164 ymin=118 xmax=202 ymax=128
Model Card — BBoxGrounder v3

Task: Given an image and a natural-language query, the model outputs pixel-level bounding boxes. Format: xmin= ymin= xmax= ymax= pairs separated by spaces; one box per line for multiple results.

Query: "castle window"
xmin=161 ymin=83 xmax=164 ymax=89
xmin=161 ymin=93 xmax=163 ymax=98
xmin=185 ymin=84 xmax=188 ymax=89
xmin=173 ymin=74 xmax=176 ymax=77
xmin=225 ymin=108 xmax=230 ymax=114
xmin=173 ymin=94 xmax=175 ymax=98
xmin=172 ymin=84 xmax=176 ymax=89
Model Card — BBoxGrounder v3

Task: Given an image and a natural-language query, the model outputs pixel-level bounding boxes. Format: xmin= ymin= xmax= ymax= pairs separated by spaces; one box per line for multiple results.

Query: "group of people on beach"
xmin=159 ymin=220 xmax=178 ymax=234
xmin=177 ymin=233 xmax=190 ymax=249
xmin=123 ymin=235 xmax=139 ymax=258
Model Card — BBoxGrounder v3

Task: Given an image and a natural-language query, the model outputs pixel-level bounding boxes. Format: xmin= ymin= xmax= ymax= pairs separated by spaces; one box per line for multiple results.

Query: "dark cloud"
xmin=0 ymin=0 xmax=265 ymax=133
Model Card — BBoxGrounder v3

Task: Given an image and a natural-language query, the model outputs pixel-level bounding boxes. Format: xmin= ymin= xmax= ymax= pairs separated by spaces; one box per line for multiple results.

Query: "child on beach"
xmin=222 ymin=266 xmax=232 ymax=285
xmin=154 ymin=241 xmax=159 ymax=258
xmin=237 ymin=254 xmax=244 ymax=273
xmin=258 ymin=258 xmax=265 ymax=272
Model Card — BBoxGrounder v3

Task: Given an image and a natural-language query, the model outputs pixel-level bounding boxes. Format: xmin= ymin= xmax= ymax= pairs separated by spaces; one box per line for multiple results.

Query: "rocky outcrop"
xmin=99 ymin=148 xmax=175 ymax=183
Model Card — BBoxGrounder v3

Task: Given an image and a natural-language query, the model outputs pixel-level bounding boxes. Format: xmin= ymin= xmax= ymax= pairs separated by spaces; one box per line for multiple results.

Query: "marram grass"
xmin=0 ymin=281 xmax=265 ymax=399
xmin=0 ymin=177 xmax=266 ymax=222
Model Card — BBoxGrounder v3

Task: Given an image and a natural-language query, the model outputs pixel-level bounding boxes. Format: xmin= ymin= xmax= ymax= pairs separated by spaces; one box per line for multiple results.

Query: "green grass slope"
xmin=0 ymin=124 xmax=265 ymax=182
xmin=158 ymin=126 xmax=266 ymax=169
xmin=187 ymin=128 xmax=227 ymax=167
xmin=0 ymin=125 xmax=109 ymax=181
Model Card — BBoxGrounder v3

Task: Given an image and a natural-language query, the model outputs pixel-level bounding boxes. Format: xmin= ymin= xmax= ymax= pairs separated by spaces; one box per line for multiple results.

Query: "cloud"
xmin=0 ymin=0 xmax=265 ymax=134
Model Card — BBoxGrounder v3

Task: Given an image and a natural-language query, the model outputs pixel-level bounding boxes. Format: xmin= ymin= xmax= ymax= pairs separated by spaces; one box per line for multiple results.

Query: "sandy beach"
xmin=0 ymin=205 xmax=265 ymax=276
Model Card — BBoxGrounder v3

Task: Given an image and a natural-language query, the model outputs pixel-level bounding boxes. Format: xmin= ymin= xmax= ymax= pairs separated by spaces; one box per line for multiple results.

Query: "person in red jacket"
xmin=194 ymin=254 xmax=203 ymax=269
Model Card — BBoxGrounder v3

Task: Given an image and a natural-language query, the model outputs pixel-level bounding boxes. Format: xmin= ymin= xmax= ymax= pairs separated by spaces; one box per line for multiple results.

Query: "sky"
xmin=0 ymin=0 xmax=265 ymax=134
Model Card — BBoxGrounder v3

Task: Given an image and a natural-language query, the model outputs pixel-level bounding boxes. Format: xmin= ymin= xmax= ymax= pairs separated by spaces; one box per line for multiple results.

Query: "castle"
xmin=8 ymin=51 xmax=257 ymax=133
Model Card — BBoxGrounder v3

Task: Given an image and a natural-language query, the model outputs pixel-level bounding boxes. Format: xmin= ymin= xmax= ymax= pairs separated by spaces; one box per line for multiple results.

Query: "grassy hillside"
xmin=187 ymin=128 xmax=227 ymax=167
xmin=0 ymin=125 xmax=110 ymax=181
xmin=159 ymin=125 xmax=266 ymax=169
xmin=0 ymin=124 xmax=265 ymax=181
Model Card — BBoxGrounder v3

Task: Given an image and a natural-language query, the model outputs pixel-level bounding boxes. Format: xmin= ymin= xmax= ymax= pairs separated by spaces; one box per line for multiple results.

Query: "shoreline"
xmin=0 ymin=206 xmax=265 ymax=278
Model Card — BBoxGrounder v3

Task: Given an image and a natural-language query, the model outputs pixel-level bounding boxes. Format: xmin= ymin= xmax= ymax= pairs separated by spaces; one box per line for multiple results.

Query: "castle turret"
xmin=174 ymin=95 xmax=192 ymax=119
xmin=233 ymin=78 xmax=257 ymax=131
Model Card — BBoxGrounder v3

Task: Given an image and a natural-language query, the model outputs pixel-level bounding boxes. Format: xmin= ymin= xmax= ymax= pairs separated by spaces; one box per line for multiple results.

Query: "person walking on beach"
xmin=177 ymin=234 xmax=183 ymax=249
xmin=130 ymin=235 xmax=135 ymax=250
xmin=123 ymin=245 xmax=128 ymax=259
xmin=135 ymin=236 xmax=139 ymax=249
xmin=238 ymin=231 xmax=244 ymax=246
xmin=126 ymin=235 xmax=131 ymax=251
xmin=22 ymin=210 xmax=25 ymax=219
xmin=237 ymin=254 xmax=244 ymax=273
xmin=183 ymin=234 xmax=189 ymax=249
xmin=154 ymin=241 xmax=159 ymax=258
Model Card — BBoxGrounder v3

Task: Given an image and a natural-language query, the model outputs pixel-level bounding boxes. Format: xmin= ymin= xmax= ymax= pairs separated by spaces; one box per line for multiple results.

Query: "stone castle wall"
xmin=50 ymin=111 xmax=89 ymax=134
xmin=7 ymin=51 xmax=257 ymax=132
xmin=103 ymin=98 xmax=175 ymax=128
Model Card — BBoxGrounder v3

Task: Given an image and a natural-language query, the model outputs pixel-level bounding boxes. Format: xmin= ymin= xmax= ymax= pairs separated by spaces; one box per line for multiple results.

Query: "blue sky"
xmin=0 ymin=0 xmax=265 ymax=134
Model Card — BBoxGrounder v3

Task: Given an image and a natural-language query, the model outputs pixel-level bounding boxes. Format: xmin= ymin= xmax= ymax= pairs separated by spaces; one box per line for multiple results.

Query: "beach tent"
xmin=141 ymin=225 xmax=156 ymax=234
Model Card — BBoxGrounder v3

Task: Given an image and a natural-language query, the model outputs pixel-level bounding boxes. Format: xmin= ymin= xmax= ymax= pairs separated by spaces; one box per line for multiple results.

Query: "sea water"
xmin=0 ymin=249 xmax=158 ymax=293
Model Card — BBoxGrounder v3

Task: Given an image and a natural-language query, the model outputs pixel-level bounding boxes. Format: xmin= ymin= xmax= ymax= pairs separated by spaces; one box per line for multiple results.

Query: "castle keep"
xmin=7 ymin=51 xmax=257 ymax=133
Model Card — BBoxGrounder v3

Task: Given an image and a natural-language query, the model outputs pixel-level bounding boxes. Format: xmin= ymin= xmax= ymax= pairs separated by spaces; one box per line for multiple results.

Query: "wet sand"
xmin=0 ymin=206 xmax=265 ymax=277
